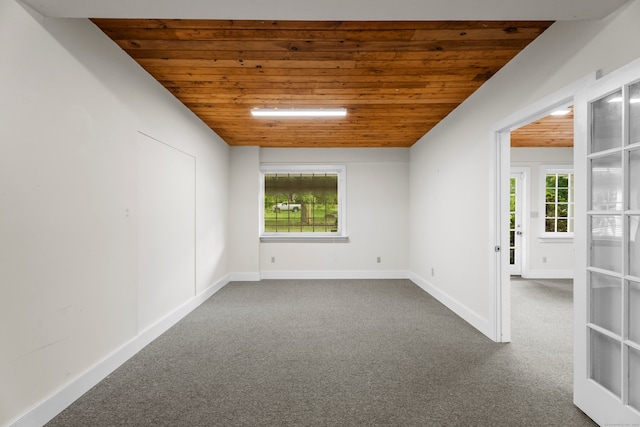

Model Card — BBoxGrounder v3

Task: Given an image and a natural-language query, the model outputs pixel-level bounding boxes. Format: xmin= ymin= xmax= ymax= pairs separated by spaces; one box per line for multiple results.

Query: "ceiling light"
xmin=607 ymin=97 xmax=640 ymax=104
xmin=251 ymin=108 xmax=347 ymax=118
xmin=550 ymin=109 xmax=571 ymax=116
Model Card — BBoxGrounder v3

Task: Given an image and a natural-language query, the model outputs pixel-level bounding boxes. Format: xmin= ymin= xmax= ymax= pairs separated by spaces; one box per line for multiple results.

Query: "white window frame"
xmin=540 ymin=165 xmax=574 ymax=241
xmin=259 ymin=164 xmax=348 ymax=242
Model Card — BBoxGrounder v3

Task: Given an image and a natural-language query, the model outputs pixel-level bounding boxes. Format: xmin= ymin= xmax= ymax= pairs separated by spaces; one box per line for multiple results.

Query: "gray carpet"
xmin=47 ymin=278 xmax=595 ymax=426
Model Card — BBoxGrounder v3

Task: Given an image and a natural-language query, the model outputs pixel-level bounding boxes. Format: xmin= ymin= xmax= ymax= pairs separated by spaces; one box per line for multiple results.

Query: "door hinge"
xmin=495 ymin=246 xmax=501 ymax=252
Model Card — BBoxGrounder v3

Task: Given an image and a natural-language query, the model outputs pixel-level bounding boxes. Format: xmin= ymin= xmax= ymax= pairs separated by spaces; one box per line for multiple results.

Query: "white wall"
xmin=257 ymin=148 xmax=410 ymax=278
xmin=409 ymin=0 xmax=640 ymax=339
xmin=228 ymin=146 xmax=261 ymax=279
xmin=511 ymin=147 xmax=574 ymax=278
xmin=0 ymin=2 xmax=229 ymax=425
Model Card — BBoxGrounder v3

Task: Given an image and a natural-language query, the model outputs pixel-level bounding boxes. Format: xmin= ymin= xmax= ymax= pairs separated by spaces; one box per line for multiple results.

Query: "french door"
xmin=509 ymin=170 xmax=525 ymax=275
xmin=574 ymin=58 xmax=640 ymax=424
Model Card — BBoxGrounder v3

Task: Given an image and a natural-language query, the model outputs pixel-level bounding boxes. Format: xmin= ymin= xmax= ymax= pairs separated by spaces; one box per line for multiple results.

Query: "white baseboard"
xmin=228 ymin=272 xmax=261 ymax=281
xmin=408 ymin=273 xmax=494 ymax=341
xmin=260 ymin=270 xmax=410 ymax=280
xmin=10 ymin=275 xmax=232 ymax=427
xmin=521 ymin=269 xmax=574 ymax=279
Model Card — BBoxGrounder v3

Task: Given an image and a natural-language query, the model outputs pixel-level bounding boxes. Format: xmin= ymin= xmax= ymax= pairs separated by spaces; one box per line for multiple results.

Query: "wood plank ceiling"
xmin=91 ymin=19 xmax=554 ymax=148
xmin=511 ymin=107 xmax=574 ymax=147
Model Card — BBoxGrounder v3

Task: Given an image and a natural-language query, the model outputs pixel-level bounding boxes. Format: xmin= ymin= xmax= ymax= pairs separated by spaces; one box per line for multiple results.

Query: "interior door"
xmin=574 ymin=58 xmax=640 ymax=425
xmin=509 ymin=171 xmax=525 ymax=275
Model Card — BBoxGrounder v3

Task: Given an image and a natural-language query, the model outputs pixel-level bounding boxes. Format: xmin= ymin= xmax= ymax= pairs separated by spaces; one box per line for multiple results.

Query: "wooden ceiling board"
xmin=92 ymin=19 xmax=553 ymax=148
xmin=510 ymin=107 xmax=574 ymax=148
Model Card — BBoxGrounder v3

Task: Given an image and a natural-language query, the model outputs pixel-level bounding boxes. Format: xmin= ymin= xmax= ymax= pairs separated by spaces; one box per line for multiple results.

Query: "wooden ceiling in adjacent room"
xmin=511 ymin=106 xmax=574 ymax=147
xmin=91 ymin=19 xmax=553 ymax=148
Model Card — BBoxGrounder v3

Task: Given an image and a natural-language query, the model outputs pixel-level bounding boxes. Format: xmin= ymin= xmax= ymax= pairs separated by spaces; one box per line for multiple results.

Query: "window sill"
xmin=260 ymin=235 xmax=349 ymax=243
xmin=538 ymin=235 xmax=574 ymax=243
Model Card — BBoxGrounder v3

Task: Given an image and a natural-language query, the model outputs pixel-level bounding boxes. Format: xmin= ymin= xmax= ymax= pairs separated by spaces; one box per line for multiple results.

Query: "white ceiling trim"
xmin=20 ymin=0 xmax=629 ymax=21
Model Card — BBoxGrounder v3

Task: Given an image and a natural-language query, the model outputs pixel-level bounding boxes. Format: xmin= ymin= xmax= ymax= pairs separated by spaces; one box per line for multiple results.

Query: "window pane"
xmin=558 ymin=188 xmax=569 ymax=202
xmin=631 ymin=81 xmax=640 ymax=144
xmin=264 ymin=172 xmax=339 ymax=233
xmin=630 ymin=346 xmax=640 ymax=412
xmin=546 ymin=175 xmax=556 ymax=187
xmin=545 ymin=203 xmax=556 ymax=217
xmin=546 ymin=190 xmax=555 ymax=203
xmin=591 ymin=90 xmax=622 ymax=153
xmin=545 ymin=218 xmax=555 ymax=233
xmin=629 ymin=281 xmax=640 ymax=345
xmin=557 ymin=219 xmax=568 ymax=232
xmin=590 ymin=215 xmax=622 ymax=273
xmin=630 ymin=149 xmax=640 ymax=211
xmin=544 ymin=171 xmax=574 ymax=234
xmin=630 ymin=215 xmax=640 ymax=278
xmin=557 ymin=174 xmax=569 ymax=187
xmin=590 ymin=329 xmax=621 ymax=397
xmin=557 ymin=204 xmax=569 ymax=218
xmin=591 ymin=154 xmax=623 ymax=212
xmin=589 ymin=271 xmax=621 ymax=335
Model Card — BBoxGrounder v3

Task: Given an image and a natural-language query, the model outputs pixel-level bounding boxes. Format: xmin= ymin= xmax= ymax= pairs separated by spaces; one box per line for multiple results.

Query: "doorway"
xmin=507 ymin=109 xmax=575 ymax=364
xmin=492 ymin=73 xmax=594 ymax=343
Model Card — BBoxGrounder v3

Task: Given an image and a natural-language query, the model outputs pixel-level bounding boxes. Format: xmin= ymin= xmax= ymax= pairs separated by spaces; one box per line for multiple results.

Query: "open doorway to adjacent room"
xmin=507 ymin=105 xmax=576 ymax=397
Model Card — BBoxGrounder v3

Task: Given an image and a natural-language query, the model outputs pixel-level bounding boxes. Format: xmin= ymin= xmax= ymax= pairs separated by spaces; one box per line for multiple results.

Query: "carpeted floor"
xmin=47 ymin=278 xmax=595 ymax=426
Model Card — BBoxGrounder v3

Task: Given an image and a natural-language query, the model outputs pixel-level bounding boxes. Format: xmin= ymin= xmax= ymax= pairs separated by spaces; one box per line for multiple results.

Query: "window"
xmin=260 ymin=165 xmax=347 ymax=241
xmin=542 ymin=166 xmax=574 ymax=238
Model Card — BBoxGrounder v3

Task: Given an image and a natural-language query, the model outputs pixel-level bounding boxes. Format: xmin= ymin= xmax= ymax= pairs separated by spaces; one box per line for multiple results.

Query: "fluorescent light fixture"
xmin=607 ymin=97 xmax=640 ymax=104
xmin=251 ymin=108 xmax=347 ymax=117
xmin=550 ymin=109 xmax=571 ymax=116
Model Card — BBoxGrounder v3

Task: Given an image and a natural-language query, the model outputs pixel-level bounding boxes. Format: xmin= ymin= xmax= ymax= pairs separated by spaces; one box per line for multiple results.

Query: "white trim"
xmin=492 ymin=128 xmax=511 ymax=342
xmin=522 ymin=269 xmax=574 ymax=279
xmin=261 ymin=270 xmax=409 ymax=280
xmin=409 ymin=272 xmax=493 ymax=340
xmin=228 ymin=272 xmax=262 ymax=281
xmin=9 ymin=275 xmax=232 ymax=427
xmin=538 ymin=236 xmax=574 ymax=242
xmin=491 ymin=71 xmax=597 ymax=344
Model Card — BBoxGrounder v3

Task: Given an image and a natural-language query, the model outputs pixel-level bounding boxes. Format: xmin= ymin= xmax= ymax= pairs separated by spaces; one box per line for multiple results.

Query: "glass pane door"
xmin=509 ymin=172 xmax=524 ymax=275
xmin=586 ymin=79 xmax=640 ymax=417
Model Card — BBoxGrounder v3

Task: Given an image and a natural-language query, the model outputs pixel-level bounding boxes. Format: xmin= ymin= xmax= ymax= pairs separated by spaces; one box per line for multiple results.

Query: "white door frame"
xmin=490 ymin=72 xmax=597 ymax=343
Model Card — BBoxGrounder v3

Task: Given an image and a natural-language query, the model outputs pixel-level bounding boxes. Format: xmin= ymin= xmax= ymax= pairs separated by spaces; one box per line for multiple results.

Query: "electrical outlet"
xmin=542 ymin=256 xmax=547 ymax=263
xmin=377 ymin=256 xmax=381 ymax=263
xmin=431 ymin=268 xmax=435 ymax=276
xmin=271 ymin=256 xmax=275 ymax=263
